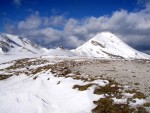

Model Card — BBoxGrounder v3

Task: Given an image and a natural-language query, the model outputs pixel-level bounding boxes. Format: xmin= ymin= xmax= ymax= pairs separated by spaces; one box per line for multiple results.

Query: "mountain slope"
xmin=0 ymin=33 xmax=78 ymax=57
xmin=46 ymin=47 xmax=78 ymax=57
xmin=74 ymin=32 xmax=150 ymax=59
xmin=0 ymin=33 xmax=46 ymax=54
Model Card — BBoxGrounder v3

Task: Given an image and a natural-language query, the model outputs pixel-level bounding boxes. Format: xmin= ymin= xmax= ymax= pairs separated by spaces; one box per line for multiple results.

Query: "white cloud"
xmin=34 ymin=28 xmax=62 ymax=43
xmin=18 ymin=12 xmax=41 ymax=30
xmin=64 ymin=36 xmax=84 ymax=48
xmin=42 ymin=15 xmax=67 ymax=28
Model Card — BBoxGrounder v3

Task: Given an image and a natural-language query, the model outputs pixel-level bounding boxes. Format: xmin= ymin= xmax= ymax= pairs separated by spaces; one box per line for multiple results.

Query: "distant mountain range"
xmin=0 ymin=32 xmax=149 ymax=59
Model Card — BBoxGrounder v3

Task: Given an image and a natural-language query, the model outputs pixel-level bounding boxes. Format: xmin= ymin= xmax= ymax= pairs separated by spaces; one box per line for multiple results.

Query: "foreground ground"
xmin=0 ymin=56 xmax=150 ymax=113
xmin=71 ymin=59 xmax=150 ymax=99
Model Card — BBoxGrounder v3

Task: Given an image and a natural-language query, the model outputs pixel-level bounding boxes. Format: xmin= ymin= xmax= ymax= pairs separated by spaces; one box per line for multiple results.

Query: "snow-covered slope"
xmin=0 ymin=33 xmax=46 ymax=54
xmin=45 ymin=47 xmax=78 ymax=57
xmin=0 ymin=48 xmax=3 ymax=54
xmin=74 ymin=32 xmax=150 ymax=59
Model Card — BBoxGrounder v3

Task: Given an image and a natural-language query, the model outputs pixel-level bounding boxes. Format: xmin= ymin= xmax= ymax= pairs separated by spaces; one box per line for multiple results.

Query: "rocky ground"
xmin=71 ymin=59 xmax=150 ymax=100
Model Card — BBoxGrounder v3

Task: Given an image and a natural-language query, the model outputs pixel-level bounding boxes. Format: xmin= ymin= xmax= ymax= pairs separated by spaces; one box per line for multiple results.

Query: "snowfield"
xmin=0 ymin=73 xmax=103 ymax=113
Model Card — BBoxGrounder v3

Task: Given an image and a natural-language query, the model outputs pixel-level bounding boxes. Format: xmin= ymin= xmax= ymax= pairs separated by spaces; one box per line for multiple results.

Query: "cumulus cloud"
xmin=18 ymin=12 xmax=41 ymax=30
xmin=49 ymin=16 xmax=67 ymax=27
xmin=29 ymin=28 xmax=62 ymax=45
xmin=4 ymin=2 xmax=150 ymax=53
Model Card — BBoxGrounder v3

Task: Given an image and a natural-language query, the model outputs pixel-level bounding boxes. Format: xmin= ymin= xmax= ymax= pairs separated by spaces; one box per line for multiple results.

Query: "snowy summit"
xmin=74 ymin=32 xmax=150 ymax=59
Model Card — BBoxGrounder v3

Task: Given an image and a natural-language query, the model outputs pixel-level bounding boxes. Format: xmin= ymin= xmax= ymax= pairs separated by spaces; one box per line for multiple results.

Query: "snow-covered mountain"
xmin=0 ymin=32 xmax=149 ymax=59
xmin=0 ymin=33 xmax=78 ymax=58
xmin=0 ymin=33 xmax=46 ymax=54
xmin=74 ymin=32 xmax=150 ymax=59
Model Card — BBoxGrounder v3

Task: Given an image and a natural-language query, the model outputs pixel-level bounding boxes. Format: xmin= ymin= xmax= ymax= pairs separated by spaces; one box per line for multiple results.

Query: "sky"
xmin=0 ymin=0 xmax=150 ymax=54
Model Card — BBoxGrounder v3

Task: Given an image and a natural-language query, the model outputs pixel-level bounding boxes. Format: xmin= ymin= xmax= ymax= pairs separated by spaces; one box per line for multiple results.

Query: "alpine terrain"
xmin=0 ymin=32 xmax=150 ymax=113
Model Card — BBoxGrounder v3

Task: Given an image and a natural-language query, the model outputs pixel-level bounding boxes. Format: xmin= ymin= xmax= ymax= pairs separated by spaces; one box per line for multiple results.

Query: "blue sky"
xmin=0 ymin=0 xmax=145 ymax=27
xmin=0 ymin=0 xmax=150 ymax=54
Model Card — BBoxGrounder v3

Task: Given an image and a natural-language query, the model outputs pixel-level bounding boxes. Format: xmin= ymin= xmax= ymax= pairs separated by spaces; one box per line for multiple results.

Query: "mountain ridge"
xmin=0 ymin=33 xmax=46 ymax=54
xmin=0 ymin=32 xmax=149 ymax=59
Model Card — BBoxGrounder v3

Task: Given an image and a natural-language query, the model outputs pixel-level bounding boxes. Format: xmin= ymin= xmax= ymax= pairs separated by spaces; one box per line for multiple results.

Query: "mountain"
xmin=0 ymin=33 xmax=78 ymax=58
xmin=0 ymin=32 xmax=149 ymax=59
xmin=73 ymin=32 xmax=150 ymax=59
xmin=0 ymin=33 xmax=46 ymax=54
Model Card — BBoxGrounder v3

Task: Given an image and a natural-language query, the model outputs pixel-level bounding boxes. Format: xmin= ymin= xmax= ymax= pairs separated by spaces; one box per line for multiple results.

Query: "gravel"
xmin=71 ymin=59 xmax=150 ymax=101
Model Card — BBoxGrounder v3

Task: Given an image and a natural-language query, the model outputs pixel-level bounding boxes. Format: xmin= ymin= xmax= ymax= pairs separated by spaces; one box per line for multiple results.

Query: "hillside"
xmin=74 ymin=32 xmax=150 ymax=59
xmin=0 ymin=33 xmax=46 ymax=54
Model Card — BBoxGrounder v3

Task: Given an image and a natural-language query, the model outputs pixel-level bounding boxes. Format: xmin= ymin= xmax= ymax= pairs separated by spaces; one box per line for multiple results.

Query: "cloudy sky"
xmin=0 ymin=0 xmax=150 ymax=54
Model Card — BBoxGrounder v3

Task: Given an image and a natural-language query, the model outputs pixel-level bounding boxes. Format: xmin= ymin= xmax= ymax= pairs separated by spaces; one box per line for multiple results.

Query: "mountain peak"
xmin=0 ymin=33 xmax=45 ymax=54
xmin=96 ymin=31 xmax=114 ymax=35
xmin=74 ymin=32 xmax=150 ymax=59
xmin=95 ymin=31 xmax=115 ymax=38
xmin=92 ymin=31 xmax=122 ymax=44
